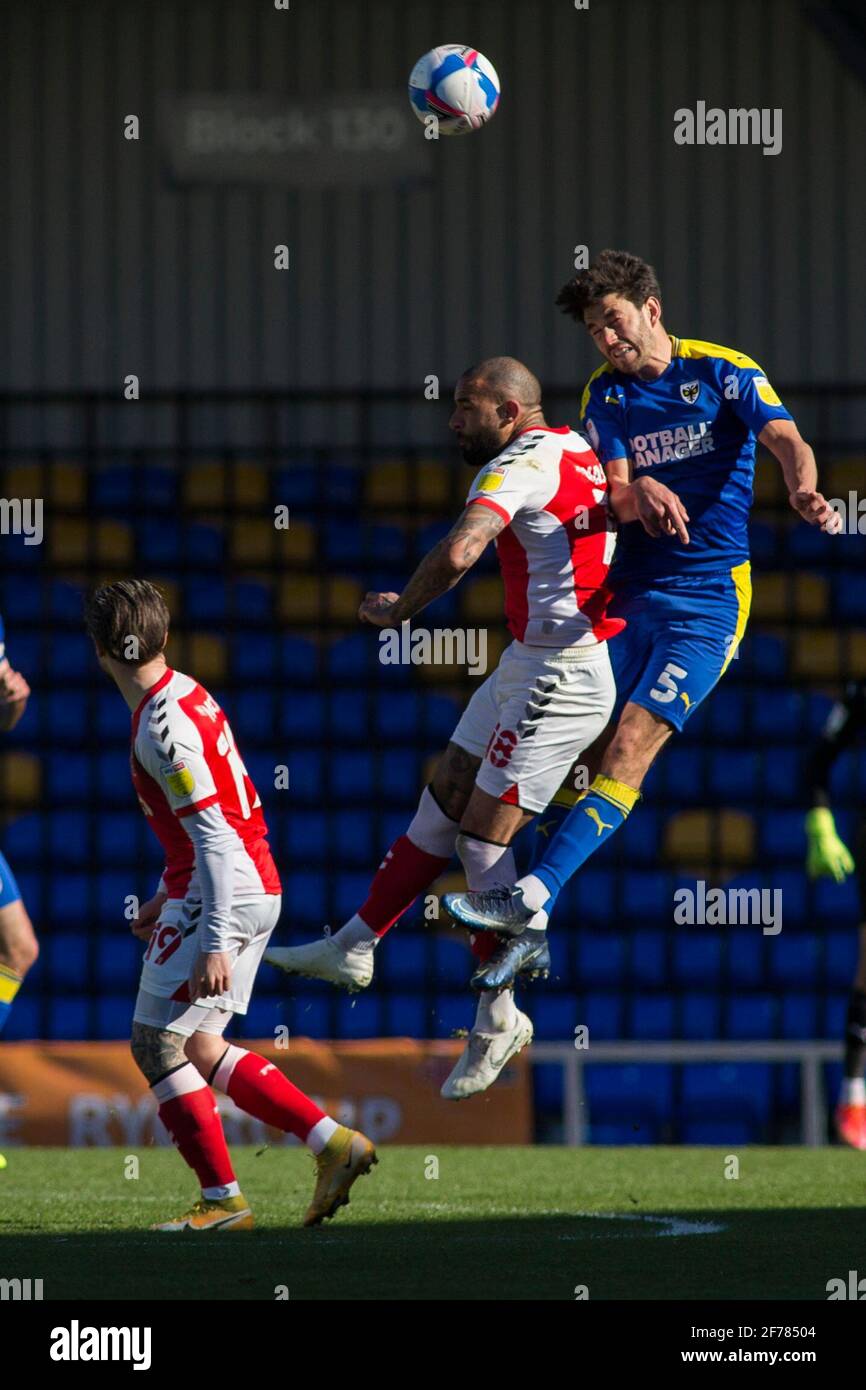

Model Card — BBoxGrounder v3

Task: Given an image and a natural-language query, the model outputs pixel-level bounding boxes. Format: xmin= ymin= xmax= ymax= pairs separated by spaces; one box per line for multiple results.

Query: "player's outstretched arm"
xmin=358 ymin=503 xmax=506 ymax=628
xmin=604 ymin=458 xmax=690 ymax=542
xmin=760 ymin=418 xmax=840 ymax=532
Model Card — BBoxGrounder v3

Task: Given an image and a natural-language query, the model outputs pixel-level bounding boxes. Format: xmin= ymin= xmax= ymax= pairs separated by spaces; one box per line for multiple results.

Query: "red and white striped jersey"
xmin=466 ymin=425 xmax=624 ymax=646
xmin=130 ymin=669 xmax=281 ymax=903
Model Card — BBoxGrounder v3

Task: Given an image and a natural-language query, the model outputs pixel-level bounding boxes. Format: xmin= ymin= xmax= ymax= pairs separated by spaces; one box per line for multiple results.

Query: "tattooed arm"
xmin=358 ymin=503 xmax=506 ymax=628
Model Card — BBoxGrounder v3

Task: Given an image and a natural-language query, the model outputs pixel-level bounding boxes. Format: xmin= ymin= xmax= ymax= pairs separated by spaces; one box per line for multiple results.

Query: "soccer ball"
xmin=408 ymin=45 xmax=500 ymax=136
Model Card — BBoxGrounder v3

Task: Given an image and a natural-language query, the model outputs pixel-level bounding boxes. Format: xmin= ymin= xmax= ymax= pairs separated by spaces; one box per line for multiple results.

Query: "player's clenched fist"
xmin=0 ymin=664 xmax=31 ymax=731
xmin=632 ymin=475 xmax=691 ymax=543
xmin=358 ymin=591 xmax=401 ymax=627
xmin=130 ymin=890 xmax=167 ymax=941
xmin=790 ymin=489 xmax=841 ymax=533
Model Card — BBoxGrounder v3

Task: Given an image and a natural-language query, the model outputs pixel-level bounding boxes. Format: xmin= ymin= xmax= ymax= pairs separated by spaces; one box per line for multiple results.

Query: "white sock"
xmin=332 ymin=914 xmax=378 ymax=950
xmin=202 ymin=1181 xmax=240 ymax=1200
xmin=475 ymin=987 xmax=517 ymax=1033
xmin=841 ymin=1077 xmax=866 ymax=1105
xmin=517 ymin=873 xmax=551 ymax=913
xmin=457 ymin=833 xmax=517 ymax=891
xmin=306 ymin=1115 xmax=339 ymax=1153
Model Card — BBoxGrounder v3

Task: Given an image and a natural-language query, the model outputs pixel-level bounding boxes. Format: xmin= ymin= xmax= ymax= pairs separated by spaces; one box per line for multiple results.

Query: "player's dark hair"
xmin=556 ymin=250 xmax=662 ymax=323
xmin=84 ymin=579 xmax=170 ymax=665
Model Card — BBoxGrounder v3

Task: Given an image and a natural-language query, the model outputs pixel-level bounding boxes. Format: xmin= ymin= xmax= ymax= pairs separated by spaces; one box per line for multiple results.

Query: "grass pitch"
xmin=1 ymin=1146 xmax=863 ymax=1301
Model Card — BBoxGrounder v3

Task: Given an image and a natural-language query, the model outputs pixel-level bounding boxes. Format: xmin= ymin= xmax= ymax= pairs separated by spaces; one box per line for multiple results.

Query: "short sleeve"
xmin=580 ymin=374 xmax=629 ymax=464
xmin=465 ymin=452 xmax=553 ymax=524
xmin=723 ymin=361 xmax=793 ymax=434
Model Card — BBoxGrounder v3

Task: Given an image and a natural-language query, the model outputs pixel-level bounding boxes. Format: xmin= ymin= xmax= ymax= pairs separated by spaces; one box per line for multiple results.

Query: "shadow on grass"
xmin=1 ymin=1207 xmax=862 ymax=1300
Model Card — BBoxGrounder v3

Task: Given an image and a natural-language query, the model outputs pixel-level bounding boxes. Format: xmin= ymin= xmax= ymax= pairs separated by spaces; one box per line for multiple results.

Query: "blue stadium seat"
xmin=2 ymin=995 xmax=41 ymax=1039
xmin=2 ymin=574 xmax=43 ymax=618
xmin=560 ymin=869 xmax=615 ymax=924
xmin=233 ymin=690 xmax=277 ymax=740
xmin=333 ymin=871 xmax=374 ymax=921
xmin=330 ymin=812 xmax=374 ymax=866
xmin=98 ymin=812 xmax=140 ymax=862
xmin=330 ymin=690 xmax=371 ymax=739
xmin=762 ymin=748 xmax=802 ymax=801
xmin=97 ymin=752 xmax=138 ymax=807
xmin=279 ymin=636 xmax=319 ymax=681
xmin=622 ymin=871 xmax=671 ymax=919
xmin=282 ymin=871 xmax=327 ymax=923
xmin=288 ymin=995 xmax=333 ymax=1039
xmin=2 ymin=813 xmax=43 ymax=863
xmin=682 ymin=1062 xmax=773 ymax=1125
xmin=823 ymin=994 xmax=848 ymax=1039
xmin=336 ymin=993 xmax=383 ymax=1038
xmin=814 ymin=874 xmax=861 ymax=925
xmin=681 ymin=1119 xmax=757 ymax=1144
xmin=380 ymin=750 xmax=421 ymax=803
xmin=46 ymin=632 xmax=92 ymax=677
xmin=826 ymin=930 xmax=857 ymax=988
xmin=96 ymin=996 xmax=133 ymax=1039
xmin=681 ymin=993 xmax=721 ymax=1039
xmin=285 ymin=749 xmax=325 ymax=801
xmin=96 ymin=933 xmax=142 ymax=988
xmin=750 ymin=521 xmax=780 ymax=564
xmin=781 ymin=994 xmax=817 ymax=1038
xmin=433 ymin=935 xmax=470 ymax=988
xmin=752 ymin=691 xmax=803 ymax=740
xmin=628 ymin=994 xmax=675 ymax=1039
xmin=584 ymin=1062 xmax=674 ymax=1122
xmin=96 ymin=691 xmax=132 ymax=737
xmin=45 ymin=932 xmax=90 ymax=988
xmin=277 ymin=692 xmax=323 ymax=739
xmin=532 ymin=994 xmax=579 ymax=1041
xmin=759 ymin=810 xmax=807 ymax=861
xmin=617 ymin=809 xmax=660 ymax=866
xmin=48 ymin=996 xmax=91 ymax=1040
xmin=582 ymin=994 xmax=623 ymax=1039
xmin=727 ymin=928 xmax=765 ymax=987
xmin=275 ymin=462 xmax=360 ymax=508
xmin=380 ymin=933 xmax=428 ymax=986
xmin=431 ymin=993 xmax=475 ymax=1037
xmin=533 ymin=1061 xmax=563 ymax=1112
xmin=233 ymin=633 xmax=279 ymax=678
xmin=236 ymin=1000 xmax=277 ymax=1039
xmin=575 ymin=932 xmax=626 ymax=987
xmin=725 ymin=995 xmax=777 ymax=1039
xmin=708 ymin=749 xmax=757 ymax=799
xmin=45 ymin=690 xmax=89 ymax=738
xmin=48 ymin=873 xmax=91 ymax=923
xmin=423 ymin=694 xmax=463 ymax=741
xmin=184 ymin=576 xmax=227 ymax=621
xmin=374 ymin=692 xmax=421 ymax=739
xmin=706 ymin=688 xmax=748 ymax=740
xmin=385 ymin=994 xmax=427 ymax=1037
xmin=767 ymin=933 xmax=821 ymax=987
xmin=631 ymin=929 xmax=667 ymax=986
xmin=673 ymin=933 xmax=722 ymax=987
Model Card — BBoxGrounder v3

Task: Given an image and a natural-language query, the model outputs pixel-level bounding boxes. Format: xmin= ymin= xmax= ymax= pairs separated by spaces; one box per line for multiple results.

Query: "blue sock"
xmin=529 ymin=793 xmax=575 ymax=871
xmin=529 ymin=775 xmax=640 ymax=910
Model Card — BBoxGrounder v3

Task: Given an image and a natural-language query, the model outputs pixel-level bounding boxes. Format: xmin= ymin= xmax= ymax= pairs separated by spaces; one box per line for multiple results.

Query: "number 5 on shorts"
xmin=650 ymin=662 xmax=688 ymax=705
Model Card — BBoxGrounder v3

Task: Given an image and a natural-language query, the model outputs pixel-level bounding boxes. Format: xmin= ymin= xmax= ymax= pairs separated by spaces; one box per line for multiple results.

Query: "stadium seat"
xmin=681 ymin=993 xmax=721 ymax=1039
xmin=630 ymin=929 xmax=667 ymax=986
xmin=584 ymin=1062 xmax=674 ymax=1124
xmin=622 ymin=871 xmax=671 ymax=920
xmin=385 ymin=993 xmax=428 ymax=1037
xmin=582 ymin=994 xmax=623 ymax=1039
xmin=95 ymin=996 xmax=133 ymax=1040
xmin=681 ymin=1062 xmax=773 ymax=1129
xmin=1 ymin=995 xmax=41 ymax=1039
xmin=628 ymin=994 xmax=675 ymax=1040
xmin=825 ymin=930 xmax=857 ymax=988
xmin=365 ymin=458 xmax=452 ymax=510
xmin=725 ymin=994 xmax=777 ymax=1039
xmin=781 ymin=994 xmax=817 ymax=1039
xmin=532 ymin=994 xmax=580 ymax=1041
xmin=672 ymin=933 xmax=723 ymax=987
xmin=380 ymin=933 xmax=429 ymax=986
xmin=431 ymin=993 xmax=474 ymax=1038
xmin=751 ymin=573 xmax=828 ymax=623
xmin=767 ymin=933 xmax=821 ymax=987
xmin=726 ymin=929 xmax=765 ymax=987
xmin=47 ymin=996 xmax=91 ymax=1040
xmin=575 ymin=932 xmax=627 ymax=987
xmin=333 ymin=871 xmax=377 ymax=921
xmin=664 ymin=810 xmax=754 ymax=869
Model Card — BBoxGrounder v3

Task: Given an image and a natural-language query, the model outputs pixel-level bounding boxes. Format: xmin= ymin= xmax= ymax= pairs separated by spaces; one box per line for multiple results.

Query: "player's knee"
xmin=130 ymin=1022 xmax=187 ymax=1083
xmin=605 ymin=709 xmax=670 ymax=785
xmin=185 ymin=1031 xmax=226 ymax=1076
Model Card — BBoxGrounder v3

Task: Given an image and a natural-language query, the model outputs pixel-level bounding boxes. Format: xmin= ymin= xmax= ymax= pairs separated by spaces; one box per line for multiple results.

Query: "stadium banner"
xmin=0 ymin=1039 xmax=531 ymax=1146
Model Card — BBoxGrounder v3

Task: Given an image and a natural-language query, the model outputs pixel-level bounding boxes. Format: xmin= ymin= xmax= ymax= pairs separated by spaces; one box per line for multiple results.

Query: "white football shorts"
xmin=133 ymin=894 xmax=281 ymax=1037
xmin=450 ymin=639 xmax=616 ymax=814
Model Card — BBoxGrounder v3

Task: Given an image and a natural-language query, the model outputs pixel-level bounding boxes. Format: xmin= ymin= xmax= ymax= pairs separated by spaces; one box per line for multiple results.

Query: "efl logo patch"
xmin=754 ymin=375 xmax=782 ymax=407
xmin=680 ymin=381 xmax=700 ymax=404
xmin=477 ymin=468 xmax=505 ymax=493
xmin=161 ymin=760 xmax=195 ymax=796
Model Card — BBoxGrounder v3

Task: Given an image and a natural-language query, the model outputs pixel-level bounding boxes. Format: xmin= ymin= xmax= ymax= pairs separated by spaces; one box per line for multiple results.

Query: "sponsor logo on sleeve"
xmin=477 ymin=468 xmax=506 ymax=493
xmin=754 ymin=375 xmax=782 ymax=407
xmin=161 ymin=760 xmax=195 ymax=796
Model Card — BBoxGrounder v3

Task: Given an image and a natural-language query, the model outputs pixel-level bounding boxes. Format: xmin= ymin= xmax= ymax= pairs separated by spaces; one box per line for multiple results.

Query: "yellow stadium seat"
xmin=96 ymin=521 xmax=134 ymax=563
xmin=752 ymin=459 xmax=786 ymax=505
xmin=232 ymin=518 xmax=315 ymax=566
xmin=366 ymin=458 xmax=452 ymax=509
xmin=664 ymin=809 xmax=755 ymax=868
xmin=185 ymin=460 xmax=269 ymax=510
xmin=790 ymin=630 xmax=866 ymax=681
xmin=278 ymin=575 xmax=362 ymax=624
xmin=52 ymin=461 xmax=87 ymax=508
xmin=823 ymin=459 xmax=866 ymax=500
xmin=166 ymin=633 xmax=226 ymax=684
xmin=461 ymin=578 xmax=505 ymax=623
xmin=751 ymin=572 xmax=828 ymax=622
xmin=0 ymin=752 xmax=41 ymax=808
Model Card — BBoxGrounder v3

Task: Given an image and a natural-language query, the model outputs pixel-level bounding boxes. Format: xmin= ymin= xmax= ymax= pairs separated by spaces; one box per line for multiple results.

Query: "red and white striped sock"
xmin=153 ymin=1062 xmax=238 ymax=1195
xmin=212 ymin=1046 xmax=338 ymax=1152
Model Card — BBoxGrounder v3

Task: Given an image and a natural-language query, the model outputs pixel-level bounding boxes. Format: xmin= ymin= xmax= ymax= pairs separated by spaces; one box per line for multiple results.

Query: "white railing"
xmin=530 ymin=1041 xmax=842 ymax=1146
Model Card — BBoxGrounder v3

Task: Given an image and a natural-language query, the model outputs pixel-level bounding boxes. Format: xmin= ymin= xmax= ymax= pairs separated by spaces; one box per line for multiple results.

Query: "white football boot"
xmin=264 ymin=931 xmax=374 ymax=991
xmin=440 ymin=1008 xmax=534 ymax=1100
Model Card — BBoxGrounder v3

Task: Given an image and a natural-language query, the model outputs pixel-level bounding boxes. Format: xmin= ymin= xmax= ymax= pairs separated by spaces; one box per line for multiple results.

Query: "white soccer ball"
xmin=408 ymin=45 xmax=500 ymax=136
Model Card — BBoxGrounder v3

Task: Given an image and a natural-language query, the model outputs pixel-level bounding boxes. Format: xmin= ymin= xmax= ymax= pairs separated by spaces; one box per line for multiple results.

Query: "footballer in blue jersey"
xmin=0 ymin=610 xmax=36 ymax=1050
xmin=445 ymin=250 xmax=838 ymax=987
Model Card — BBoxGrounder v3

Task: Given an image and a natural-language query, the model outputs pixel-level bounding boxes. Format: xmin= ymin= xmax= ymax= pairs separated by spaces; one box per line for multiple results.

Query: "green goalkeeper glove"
xmin=805 ymin=807 xmax=855 ymax=883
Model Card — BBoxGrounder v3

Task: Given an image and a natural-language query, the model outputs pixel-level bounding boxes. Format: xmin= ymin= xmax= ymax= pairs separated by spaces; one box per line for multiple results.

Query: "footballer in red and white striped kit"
xmin=85 ymin=580 xmax=377 ymax=1230
xmin=267 ymin=358 xmax=657 ymax=1099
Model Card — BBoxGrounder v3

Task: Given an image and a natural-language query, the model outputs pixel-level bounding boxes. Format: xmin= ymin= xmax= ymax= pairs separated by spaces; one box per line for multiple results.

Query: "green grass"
xmin=1 ymin=1146 xmax=863 ymax=1300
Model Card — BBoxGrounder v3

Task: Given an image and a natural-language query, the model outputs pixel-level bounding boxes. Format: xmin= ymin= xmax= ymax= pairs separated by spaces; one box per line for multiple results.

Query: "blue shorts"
xmin=0 ymin=849 xmax=21 ymax=909
xmin=609 ymin=563 xmax=752 ymax=734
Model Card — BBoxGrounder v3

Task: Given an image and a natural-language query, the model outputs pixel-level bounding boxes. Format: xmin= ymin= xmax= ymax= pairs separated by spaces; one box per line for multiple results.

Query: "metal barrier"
xmin=531 ymin=1041 xmax=842 ymax=1146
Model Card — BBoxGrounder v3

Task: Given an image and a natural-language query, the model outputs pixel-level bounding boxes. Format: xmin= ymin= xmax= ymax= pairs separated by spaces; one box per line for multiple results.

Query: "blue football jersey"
xmin=580 ymin=336 xmax=792 ymax=589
